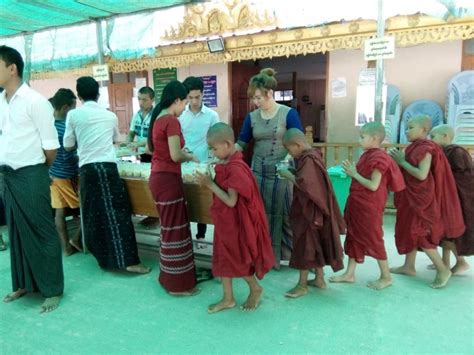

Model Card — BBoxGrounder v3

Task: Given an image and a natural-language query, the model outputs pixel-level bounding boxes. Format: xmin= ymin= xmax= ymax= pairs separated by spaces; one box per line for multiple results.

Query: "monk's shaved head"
xmin=431 ymin=124 xmax=455 ymax=141
xmin=283 ymin=128 xmax=307 ymax=145
xmin=360 ymin=121 xmax=386 ymax=142
xmin=408 ymin=115 xmax=432 ymax=132
xmin=207 ymin=122 xmax=235 ymax=143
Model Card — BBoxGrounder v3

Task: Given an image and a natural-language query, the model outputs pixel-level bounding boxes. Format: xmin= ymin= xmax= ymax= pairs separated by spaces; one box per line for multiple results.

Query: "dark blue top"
xmin=49 ymin=120 xmax=79 ymax=179
xmin=238 ymin=107 xmax=303 ymax=143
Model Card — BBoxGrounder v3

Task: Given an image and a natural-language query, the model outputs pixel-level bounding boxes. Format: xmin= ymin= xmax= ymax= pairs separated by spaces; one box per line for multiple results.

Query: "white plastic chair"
xmin=446 ymin=70 xmax=474 ymax=127
xmin=384 ymin=85 xmax=401 ymax=143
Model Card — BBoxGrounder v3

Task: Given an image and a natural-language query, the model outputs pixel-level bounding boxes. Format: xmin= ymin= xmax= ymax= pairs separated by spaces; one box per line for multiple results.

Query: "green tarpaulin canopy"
xmin=0 ymin=0 xmax=193 ymax=37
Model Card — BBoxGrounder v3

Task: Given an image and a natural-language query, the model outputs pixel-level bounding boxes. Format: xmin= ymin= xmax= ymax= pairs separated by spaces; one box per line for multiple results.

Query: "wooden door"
xmin=230 ymin=62 xmax=260 ymax=164
xmin=109 ymin=82 xmax=134 ymax=134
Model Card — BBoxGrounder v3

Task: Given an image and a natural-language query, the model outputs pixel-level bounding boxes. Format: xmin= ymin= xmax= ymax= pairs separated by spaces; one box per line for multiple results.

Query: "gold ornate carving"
xmin=268 ymin=32 xmax=278 ymax=43
xmin=321 ymin=26 xmax=331 ymax=37
xmin=407 ymin=14 xmax=421 ymax=27
xmin=162 ymin=1 xmax=277 ymax=41
xmin=349 ymin=21 xmax=360 ymax=34
xmin=294 ymin=29 xmax=303 ymax=40
xmin=31 ymin=67 xmax=92 ymax=80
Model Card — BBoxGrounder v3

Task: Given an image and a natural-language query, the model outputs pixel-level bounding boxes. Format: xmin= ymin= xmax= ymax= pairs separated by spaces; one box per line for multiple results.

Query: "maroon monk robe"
xmin=444 ymin=145 xmax=474 ymax=256
xmin=344 ymin=149 xmax=405 ymax=262
xmin=289 ymin=149 xmax=345 ymax=272
xmin=210 ymin=151 xmax=274 ymax=279
xmin=394 ymin=139 xmax=465 ymax=254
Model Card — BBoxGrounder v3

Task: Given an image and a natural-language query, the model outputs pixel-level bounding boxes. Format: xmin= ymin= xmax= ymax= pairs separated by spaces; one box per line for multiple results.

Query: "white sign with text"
xmin=364 ymin=36 xmax=395 ymax=61
xmin=92 ymin=64 xmax=109 ymax=81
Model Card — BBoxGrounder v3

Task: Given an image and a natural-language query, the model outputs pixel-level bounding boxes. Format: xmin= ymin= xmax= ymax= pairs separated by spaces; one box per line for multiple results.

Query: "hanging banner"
xmin=152 ymin=68 xmax=177 ymax=102
xmin=355 ymin=69 xmax=387 ymax=126
xmin=200 ymin=75 xmax=217 ymax=108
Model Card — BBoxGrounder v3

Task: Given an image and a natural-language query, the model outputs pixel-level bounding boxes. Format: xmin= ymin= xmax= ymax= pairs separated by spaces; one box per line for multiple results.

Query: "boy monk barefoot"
xmin=196 ymin=123 xmax=274 ymax=313
xmin=388 ymin=115 xmax=465 ymax=288
xmin=329 ymin=122 xmax=405 ymax=290
xmin=430 ymin=125 xmax=473 ymax=275
xmin=278 ymin=129 xmax=344 ymax=298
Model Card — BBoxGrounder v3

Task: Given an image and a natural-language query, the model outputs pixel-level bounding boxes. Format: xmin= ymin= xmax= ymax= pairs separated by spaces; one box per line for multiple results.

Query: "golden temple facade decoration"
xmin=162 ymin=0 xmax=277 ymax=42
xmin=30 ymin=0 xmax=474 ymax=79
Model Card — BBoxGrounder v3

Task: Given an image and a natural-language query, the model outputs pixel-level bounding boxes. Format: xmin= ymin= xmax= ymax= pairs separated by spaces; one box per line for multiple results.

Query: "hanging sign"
xmin=200 ymin=75 xmax=217 ymax=108
xmin=364 ymin=36 xmax=395 ymax=61
xmin=92 ymin=64 xmax=109 ymax=81
xmin=153 ymin=68 xmax=177 ymax=102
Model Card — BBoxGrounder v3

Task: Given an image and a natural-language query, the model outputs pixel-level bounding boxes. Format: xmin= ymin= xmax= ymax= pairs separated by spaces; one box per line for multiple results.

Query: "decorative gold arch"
xmin=30 ymin=1 xmax=474 ymax=80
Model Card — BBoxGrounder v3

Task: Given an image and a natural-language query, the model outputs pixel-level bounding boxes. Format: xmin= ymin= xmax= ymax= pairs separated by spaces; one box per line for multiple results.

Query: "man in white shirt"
xmin=0 ymin=45 xmax=64 ymax=313
xmin=64 ymin=76 xmax=150 ymax=275
xmin=0 ymin=87 xmax=5 ymax=252
xmin=179 ymin=76 xmax=219 ymax=242
xmin=127 ymin=86 xmax=154 ymax=163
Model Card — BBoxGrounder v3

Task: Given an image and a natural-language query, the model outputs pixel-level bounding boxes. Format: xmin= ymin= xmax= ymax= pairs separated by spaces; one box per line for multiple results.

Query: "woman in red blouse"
xmin=148 ymin=80 xmax=200 ymax=296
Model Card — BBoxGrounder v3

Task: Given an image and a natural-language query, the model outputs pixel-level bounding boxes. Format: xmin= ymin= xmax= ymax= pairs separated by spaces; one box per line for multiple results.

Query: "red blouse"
xmin=151 ymin=114 xmax=184 ymax=174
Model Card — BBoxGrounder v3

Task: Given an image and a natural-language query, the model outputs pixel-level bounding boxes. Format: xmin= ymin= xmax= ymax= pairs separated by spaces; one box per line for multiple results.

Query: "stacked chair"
xmin=446 ymin=71 xmax=474 ymax=147
xmin=384 ymin=85 xmax=402 ymax=143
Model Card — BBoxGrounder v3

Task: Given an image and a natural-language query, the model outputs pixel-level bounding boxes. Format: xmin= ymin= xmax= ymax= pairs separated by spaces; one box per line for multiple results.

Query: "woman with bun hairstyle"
xmin=236 ymin=68 xmax=303 ymax=269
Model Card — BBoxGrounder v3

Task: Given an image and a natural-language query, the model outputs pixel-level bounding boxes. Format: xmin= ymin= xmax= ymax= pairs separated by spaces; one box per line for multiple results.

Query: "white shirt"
xmin=179 ymin=104 xmax=219 ymax=162
xmin=129 ymin=108 xmax=153 ymax=143
xmin=64 ymin=101 xmax=120 ymax=167
xmin=0 ymin=83 xmax=59 ymax=170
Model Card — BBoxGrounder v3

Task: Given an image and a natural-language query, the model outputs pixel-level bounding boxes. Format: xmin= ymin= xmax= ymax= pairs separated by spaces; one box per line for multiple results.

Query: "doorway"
xmin=108 ymin=71 xmax=149 ymax=135
xmin=230 ymin=54 xmax=328 ymax=143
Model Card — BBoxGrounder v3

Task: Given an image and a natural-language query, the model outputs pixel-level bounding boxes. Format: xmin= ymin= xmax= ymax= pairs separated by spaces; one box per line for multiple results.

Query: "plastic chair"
xmin=446 ymin=70 xmax=474 ymax=127
xmin=384 ymin=85 xmax=401 ymax=143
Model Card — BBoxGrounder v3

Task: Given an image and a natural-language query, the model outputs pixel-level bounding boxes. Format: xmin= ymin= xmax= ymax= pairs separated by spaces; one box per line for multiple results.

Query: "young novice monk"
xmin=196 ymin=123 xmax=274 ymax=313
xmin=330 ymin=122 xmax=405 ymax=290
xmin=388 ymin=115 xmax=465 ymax=288
xmin=278 ymin=128 xmax=345 ymax=298
xmin=430 ymin=124 xmax=473 ymax=275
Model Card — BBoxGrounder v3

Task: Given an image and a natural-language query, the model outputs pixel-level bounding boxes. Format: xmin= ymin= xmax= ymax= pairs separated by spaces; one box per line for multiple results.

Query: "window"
xmin=274 ymin=90 xmax=293 ymax=101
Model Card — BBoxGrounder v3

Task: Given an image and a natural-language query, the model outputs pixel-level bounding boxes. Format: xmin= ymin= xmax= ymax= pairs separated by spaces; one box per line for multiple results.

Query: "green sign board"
xmin=152 ymin=68 xmax=177 ymax=103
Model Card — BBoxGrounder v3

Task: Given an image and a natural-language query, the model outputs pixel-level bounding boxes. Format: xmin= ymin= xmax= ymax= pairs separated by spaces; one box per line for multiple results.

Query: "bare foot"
xmin=126 ymin=264 xmax=151 ymax=274
xmin=431 ymin=269 xmax=452 ymax=289
xmin=329 ymin=274 xmax=355 ymax=283
xmin=69 ymin=239 xmax=83 ymax=252
xmin=367 ymin=278 xmax=393 ymax=290
xmin=3 ymin=289 xmax=27 ymax=303
xmin=40 ymin=296 xmax=61 ymax=313
xmin=307 ymin=278 xmax=327 ymax=289
xmin=389 ymin=265 xmax=416 ymax=276
xmin=241 ymin=286 xmax=263 ymax=311
xmin=208 ymin=299 xmax=236 ymax=314
xmin=285 ymin=285 xmax=309 ymax=298
xmin=169 ymin=287 xmax=201 ymax=297
xmin=451 ymin=262 xmax=470 ymax=275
